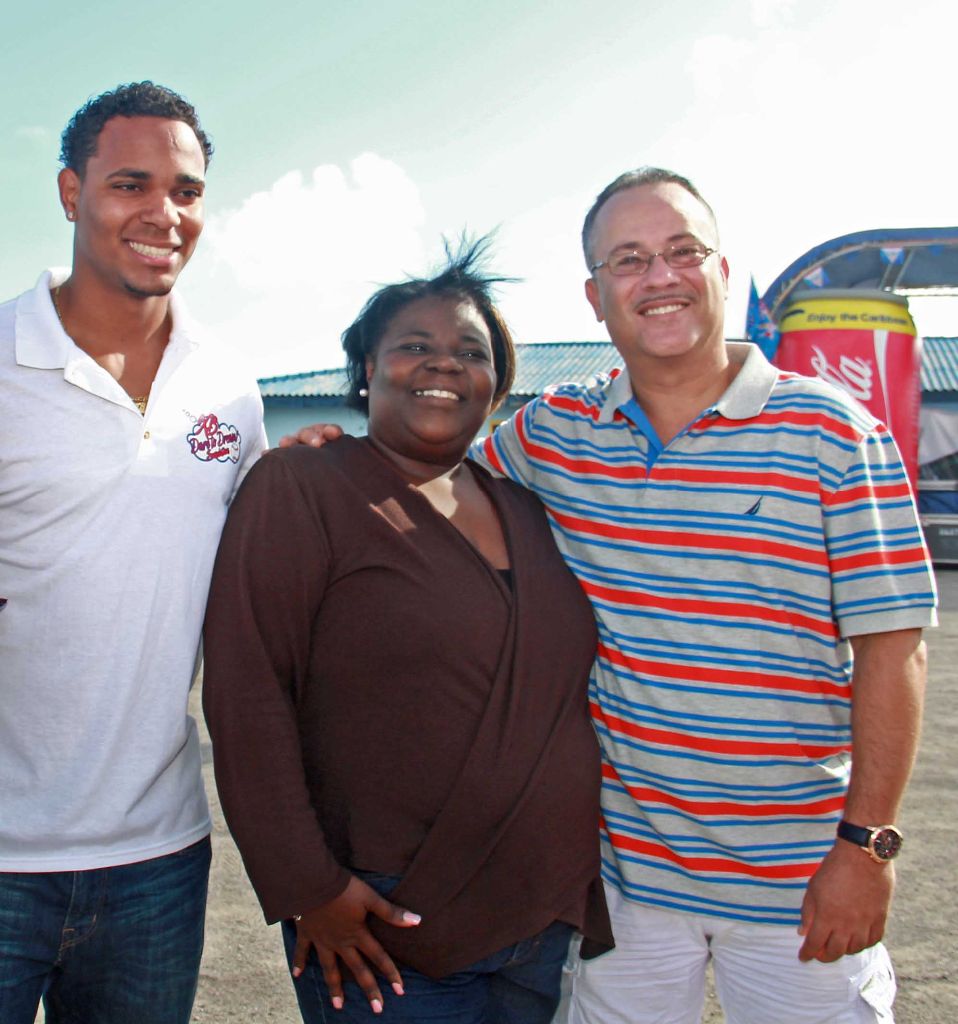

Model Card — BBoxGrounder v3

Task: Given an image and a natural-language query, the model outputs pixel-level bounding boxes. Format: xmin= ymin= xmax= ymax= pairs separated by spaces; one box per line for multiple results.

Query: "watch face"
xmin=871 ymin=827 xmax=903 ymax=860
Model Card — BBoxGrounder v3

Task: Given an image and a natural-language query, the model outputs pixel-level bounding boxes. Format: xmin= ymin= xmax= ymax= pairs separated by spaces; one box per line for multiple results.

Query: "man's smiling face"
xmin=584 ymin=182 xmax=729 ymax=370
xmin=59 ymin=115 xmax=206 ymax=298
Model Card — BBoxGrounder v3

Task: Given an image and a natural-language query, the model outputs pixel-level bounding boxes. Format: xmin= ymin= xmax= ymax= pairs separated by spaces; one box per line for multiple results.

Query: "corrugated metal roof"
xmin=511 ymin=342 xmax=618 ymax=395
xmin=258 ymin=337 xmax=958 ymax=399
xmin=257 ymin=342 xmax=620 ymax=399
xmin=258 ymin=367 xmax=350 ymax=398
xmin=921 ymin=338 xmax=958 ymax=394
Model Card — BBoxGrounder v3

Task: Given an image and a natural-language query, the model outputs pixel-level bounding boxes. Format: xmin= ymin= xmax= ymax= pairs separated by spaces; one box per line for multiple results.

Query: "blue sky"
xmin=3 ymin=0 xmax=956 ymax=377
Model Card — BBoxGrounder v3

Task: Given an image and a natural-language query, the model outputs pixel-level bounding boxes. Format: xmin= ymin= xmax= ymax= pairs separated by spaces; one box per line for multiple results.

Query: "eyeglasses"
xmin=590 ymin=243 xmax=717 ymax=277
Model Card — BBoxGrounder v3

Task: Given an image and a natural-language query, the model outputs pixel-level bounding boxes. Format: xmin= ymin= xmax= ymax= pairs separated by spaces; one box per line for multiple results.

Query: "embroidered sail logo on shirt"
xmin=186 ymin=413 xmax=242 ymax=464
xmin=744 ymin=497 xmax=763 ymax=516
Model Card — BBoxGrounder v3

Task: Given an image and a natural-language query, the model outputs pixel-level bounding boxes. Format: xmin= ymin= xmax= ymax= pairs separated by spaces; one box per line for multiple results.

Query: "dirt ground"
xmin=150 ymin=571 xmax=958 ymax=1021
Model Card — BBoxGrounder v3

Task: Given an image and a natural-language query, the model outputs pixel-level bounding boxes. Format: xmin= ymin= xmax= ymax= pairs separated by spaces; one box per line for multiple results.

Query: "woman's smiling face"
xmin=365 ymin=294 xmax=498 ymax=468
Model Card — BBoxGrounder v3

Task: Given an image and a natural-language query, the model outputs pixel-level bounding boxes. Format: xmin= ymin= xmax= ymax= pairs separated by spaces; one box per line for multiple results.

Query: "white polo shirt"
xmin=0 ymin=270 xmax=267 ymax=871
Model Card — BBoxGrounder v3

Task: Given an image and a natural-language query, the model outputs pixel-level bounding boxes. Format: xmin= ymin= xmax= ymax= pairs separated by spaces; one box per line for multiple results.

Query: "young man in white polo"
xmin=0 ymin=82 xmax=266 ymax=1022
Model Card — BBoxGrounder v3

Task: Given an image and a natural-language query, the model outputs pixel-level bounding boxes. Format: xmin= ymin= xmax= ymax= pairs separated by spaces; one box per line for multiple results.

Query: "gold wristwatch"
xmin=837 ymin=820 xmax=903 ymax=863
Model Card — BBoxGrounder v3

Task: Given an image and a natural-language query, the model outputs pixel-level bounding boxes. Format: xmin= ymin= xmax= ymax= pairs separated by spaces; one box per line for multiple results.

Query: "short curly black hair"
xmin=60 ymin=81 xmax=213 ymax=177
xmin=342 ymin=235 xmax=518 ymax=416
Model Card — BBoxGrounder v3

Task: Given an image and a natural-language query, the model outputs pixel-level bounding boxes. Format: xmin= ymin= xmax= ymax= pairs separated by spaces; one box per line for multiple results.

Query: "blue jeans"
xmin=0 ymin=836 xmax=210 ymax=1024
xmin=282 ymin=872 xmax=574 ymax=1024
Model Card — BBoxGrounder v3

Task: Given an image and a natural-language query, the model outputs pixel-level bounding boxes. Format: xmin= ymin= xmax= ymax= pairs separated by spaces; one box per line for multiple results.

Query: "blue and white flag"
xmin=745 ymin=276 xmax=780 ymax=360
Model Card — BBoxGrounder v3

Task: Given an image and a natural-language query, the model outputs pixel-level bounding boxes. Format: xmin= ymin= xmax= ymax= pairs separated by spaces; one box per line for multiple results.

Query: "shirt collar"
xmin=714 ymin=342 xmax=778 ymax=420
xmin=597 ymin=366 xmax=635 ymax=423
xmin=15 ymin=269 xmax=199 ymax=372
xmin=15 ymin=269 xmax=72 ymax=369
xmin=596 ymin=342 xmax=778 ymax=424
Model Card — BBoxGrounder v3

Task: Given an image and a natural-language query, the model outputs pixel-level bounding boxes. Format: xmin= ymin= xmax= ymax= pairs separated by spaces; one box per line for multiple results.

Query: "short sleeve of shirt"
xmin=472 ymin=399 xmax=541 ymax=488
xmin=824 ymin=424 xmax=937 ymax=637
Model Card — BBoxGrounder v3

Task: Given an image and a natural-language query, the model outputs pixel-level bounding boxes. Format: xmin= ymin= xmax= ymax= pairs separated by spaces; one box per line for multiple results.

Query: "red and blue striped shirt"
xmin=475 ymin=343 xmax=936 ymax=924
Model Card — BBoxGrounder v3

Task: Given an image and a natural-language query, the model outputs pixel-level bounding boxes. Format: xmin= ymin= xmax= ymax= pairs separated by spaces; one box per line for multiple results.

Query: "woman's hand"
xmin=291 ymin=875 xmax=421 ymax=1013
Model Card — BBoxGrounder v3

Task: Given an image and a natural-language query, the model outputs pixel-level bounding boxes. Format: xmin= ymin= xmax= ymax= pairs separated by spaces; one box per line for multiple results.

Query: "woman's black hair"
xmin=342 ymin=235 xmax=517 ymax=415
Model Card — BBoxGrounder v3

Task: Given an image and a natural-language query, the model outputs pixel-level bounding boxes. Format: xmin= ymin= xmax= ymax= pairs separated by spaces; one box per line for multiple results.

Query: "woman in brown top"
xmin=202 ymin=240 xmax=611 ymax=1023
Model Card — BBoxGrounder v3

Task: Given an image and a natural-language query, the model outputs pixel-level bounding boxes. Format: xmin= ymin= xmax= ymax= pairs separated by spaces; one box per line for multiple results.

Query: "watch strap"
xmin=837 ymin=820 xmax=873 ymax=848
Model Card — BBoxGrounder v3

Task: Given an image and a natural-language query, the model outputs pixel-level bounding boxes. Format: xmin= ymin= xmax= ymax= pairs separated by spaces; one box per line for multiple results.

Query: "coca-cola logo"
xmin=809 ymin=346 xmax=873 ymax=402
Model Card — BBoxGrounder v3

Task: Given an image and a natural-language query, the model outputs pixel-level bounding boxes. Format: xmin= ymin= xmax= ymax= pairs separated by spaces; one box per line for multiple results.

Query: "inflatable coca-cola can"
xmin=775 ymin=289 xmax=921 ymax=490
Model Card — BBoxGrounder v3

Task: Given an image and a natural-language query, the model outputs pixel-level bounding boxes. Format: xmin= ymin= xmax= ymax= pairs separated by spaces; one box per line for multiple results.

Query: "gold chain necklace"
xmin=51 ymin=284 xmax=150 ymax=414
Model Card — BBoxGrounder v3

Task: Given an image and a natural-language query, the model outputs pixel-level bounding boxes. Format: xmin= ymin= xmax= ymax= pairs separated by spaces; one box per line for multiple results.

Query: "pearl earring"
xmin=66 ymin=211 xmax=75 ymax=221
xmin=359 ymin=387 xmax=369 ymax=398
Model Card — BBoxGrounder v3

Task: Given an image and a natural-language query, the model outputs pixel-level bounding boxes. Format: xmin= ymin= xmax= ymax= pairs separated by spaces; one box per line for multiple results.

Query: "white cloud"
xmin=686 ymin=34 xmax=753 ymax=96
xmin=189 ymin=155 xmax=610 ymax=377
xmin=15 ymin=125 xmax=49 ymax=144
xmin=495 ymin=193 xmax=608 ymax=346
xmin=203 ymin=152 xmax=425 ymax=292
xmin=749 ymin=0 xmax=797 ymax=29
xmin=660 ymin=3 xmax=958 ymax=330
xmin=187 ymin=153 xmax=430 ymax=375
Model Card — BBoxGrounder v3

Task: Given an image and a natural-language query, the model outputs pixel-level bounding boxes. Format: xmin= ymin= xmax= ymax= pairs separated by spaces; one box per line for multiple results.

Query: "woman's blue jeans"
xmin=0 ymin=837 xmax=210 ymax=1024
xmin=282 ymin=871 xmax=574 ymax=1024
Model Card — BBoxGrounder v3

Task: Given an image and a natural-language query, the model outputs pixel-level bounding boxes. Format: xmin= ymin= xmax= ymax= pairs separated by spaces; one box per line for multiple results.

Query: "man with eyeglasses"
xmin=475 ymin=167 xmax=936 ymax=1022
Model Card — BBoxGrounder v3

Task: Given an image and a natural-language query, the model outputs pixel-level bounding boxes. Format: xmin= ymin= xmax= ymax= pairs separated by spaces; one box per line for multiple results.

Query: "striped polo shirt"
xmin=475 ymin=342 xmax=937 ymax=925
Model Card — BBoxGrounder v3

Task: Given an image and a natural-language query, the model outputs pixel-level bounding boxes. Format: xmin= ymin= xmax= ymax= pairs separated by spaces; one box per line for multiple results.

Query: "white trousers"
xmin=559 ymin=885 xmax=896 ymax=1024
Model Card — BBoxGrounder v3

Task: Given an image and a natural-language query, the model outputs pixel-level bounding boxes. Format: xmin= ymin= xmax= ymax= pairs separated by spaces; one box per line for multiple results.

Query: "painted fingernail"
xmin=392 ymin=982 xmax=405 ymax=996
xmin=402 ymin=911 xmax=421 ymax=924
xmin=372 ymin=999 xmax=383 ymax=1014
xmin=332 ymin=996 xmax=343 ymax=1010
xmin=292 ymin=967 xmax=302 ymax=978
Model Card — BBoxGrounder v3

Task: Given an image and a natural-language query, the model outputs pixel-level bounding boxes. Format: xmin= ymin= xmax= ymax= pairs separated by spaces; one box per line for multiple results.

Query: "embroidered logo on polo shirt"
xmin=186 ymin=413 xmax=242 ymax=464
xmin=744 ymin=497 xmax=763 ymax=516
